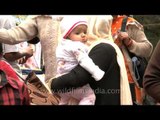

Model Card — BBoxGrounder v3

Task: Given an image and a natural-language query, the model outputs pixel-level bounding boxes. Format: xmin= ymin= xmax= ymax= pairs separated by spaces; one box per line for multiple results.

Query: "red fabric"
xmin=0 ymin=60 xmax=30 ymax=105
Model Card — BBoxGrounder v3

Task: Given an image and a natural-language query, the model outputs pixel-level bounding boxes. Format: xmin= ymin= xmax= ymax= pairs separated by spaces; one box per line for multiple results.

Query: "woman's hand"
xmin=117 ymin=31 xmax=133 ymax=47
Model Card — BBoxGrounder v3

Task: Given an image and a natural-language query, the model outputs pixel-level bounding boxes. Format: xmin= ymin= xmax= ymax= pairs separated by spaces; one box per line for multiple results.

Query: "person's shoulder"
xmin=27 ymin=15 xmax=39 ymax=19
xmin=154 ymin=40 xmax=160 ymax=52
xmin=65 ymin=40 xmax=85 ymax=47
xmin=25 ymin=15 xmax=45 ymax=21
xmin=0 ymin=15 xmax=13 ymax=19
xmin=89 ymin=40 xmax=116 ymax=52
xmin=127 ymin=17 xmax=143 ymax=30
xmin=27 ymin=15 xmax=53 ymax=20
xmin=0 ymin=15 xmax=15 ymax=24
xmin=74 ymin=41 xmax=85 ymax=46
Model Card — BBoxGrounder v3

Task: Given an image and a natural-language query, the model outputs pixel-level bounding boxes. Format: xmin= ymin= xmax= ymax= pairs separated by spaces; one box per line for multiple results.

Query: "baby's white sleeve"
xmin=75 ymin=48 xmax=105 ymax=81
xmin=80 ymin=55 xmax=105 ymax=81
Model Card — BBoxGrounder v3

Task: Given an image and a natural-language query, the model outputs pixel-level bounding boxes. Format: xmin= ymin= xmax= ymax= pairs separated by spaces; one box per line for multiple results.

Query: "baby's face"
xmin=68 ymin=24 xmax=88 ymax=43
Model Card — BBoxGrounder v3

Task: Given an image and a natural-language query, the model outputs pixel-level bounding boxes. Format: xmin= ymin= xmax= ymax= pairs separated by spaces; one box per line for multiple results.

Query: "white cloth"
xmin=86 ymin=15 xmax=114 ymax=42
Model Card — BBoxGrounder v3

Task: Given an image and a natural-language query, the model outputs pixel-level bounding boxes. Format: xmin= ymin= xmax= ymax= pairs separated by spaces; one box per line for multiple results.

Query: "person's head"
xmin=60 ymin=16 xmax=88 ymax=43
xmin=86 ymin=15 xmax=113 ymax=44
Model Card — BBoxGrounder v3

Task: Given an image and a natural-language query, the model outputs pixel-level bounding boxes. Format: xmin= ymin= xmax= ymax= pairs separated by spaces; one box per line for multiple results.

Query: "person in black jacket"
xmin=49 ymin=16 xmax=132 ymax=105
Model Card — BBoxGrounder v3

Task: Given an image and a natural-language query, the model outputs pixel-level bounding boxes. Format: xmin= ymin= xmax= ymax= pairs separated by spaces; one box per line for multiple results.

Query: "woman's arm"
xmin=0 ymin=16 xmax=38 ymax=44
xmin=127 ymin=20 xmax=153 ymax=58
xmin=51 ymin=64 xmax=91 ymax=93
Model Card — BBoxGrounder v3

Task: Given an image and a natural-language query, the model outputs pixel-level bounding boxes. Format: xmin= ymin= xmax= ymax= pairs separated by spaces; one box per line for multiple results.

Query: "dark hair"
xmin=0 ymin=43 xmax=2 ymax=53
xmin=27 ymin=37 xmax=40 ymax=44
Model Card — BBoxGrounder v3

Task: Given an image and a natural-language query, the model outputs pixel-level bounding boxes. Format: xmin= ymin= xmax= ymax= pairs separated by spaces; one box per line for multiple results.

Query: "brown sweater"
xmin=143 ymin=40 xmax=160 ymax=102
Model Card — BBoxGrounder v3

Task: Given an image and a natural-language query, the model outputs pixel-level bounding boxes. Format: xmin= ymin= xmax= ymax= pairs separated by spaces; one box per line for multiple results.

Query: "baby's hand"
xmin=74 ymin=48 xmax=87 ymax=62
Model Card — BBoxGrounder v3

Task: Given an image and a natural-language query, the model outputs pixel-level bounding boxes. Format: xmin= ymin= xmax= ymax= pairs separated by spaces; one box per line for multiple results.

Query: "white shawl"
xmin=87 ymin=15 xmax=132 ymax=105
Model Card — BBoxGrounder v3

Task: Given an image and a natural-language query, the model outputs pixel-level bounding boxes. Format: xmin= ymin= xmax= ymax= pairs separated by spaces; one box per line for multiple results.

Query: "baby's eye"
xmin=76 ymin=32 xmax=80 ymax=35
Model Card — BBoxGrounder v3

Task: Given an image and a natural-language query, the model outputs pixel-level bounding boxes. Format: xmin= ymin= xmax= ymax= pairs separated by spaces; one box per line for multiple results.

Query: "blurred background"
xmin=13 ymin=15 xmax=160 ymax=50
xmin=134 ymin=15 xmax=160 ymax=49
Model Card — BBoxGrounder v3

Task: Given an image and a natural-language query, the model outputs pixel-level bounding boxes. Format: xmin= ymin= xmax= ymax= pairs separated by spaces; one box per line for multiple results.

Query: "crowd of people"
xmin=0 ymin=15 xmax=159 ymax=105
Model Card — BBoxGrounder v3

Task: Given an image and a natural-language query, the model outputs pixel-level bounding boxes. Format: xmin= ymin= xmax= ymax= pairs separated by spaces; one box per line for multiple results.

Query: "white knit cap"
xmin=60 ymin=16 xmax=88 ymax=39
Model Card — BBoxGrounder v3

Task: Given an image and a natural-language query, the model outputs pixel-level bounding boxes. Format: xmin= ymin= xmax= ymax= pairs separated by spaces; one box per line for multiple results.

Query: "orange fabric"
xmin=112 ymin=16 xmax=135 ymax=83
xmin=135 ymin=85 xmax=142 ymax=104
xmin=112 ymin=15 xmax=142 ymax=104
xmin=123 ymin=53 xmax=134 ymax=83
xmin=112 ymin=16 xmax=136 ymax=36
